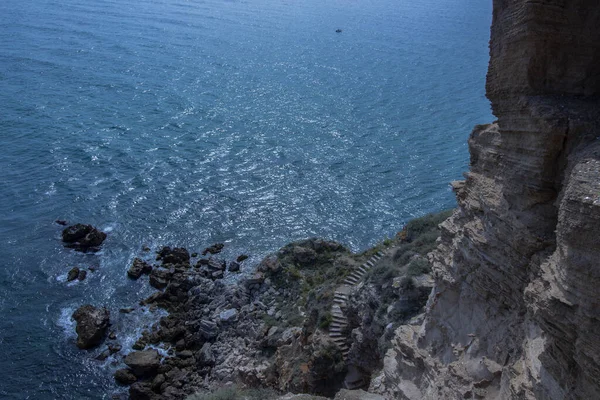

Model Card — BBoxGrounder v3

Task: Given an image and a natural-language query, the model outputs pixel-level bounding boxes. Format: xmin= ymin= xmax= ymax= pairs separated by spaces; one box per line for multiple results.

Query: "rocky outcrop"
xmin=62 ymin=224 xmax=107 ymax=252
xmin=128 ymin=258 xmax=153 ymax=280
xmin=371 ymin=1 xmax=600 ymax=399
xmin=72 ymin=305 xmax=110 ymax=349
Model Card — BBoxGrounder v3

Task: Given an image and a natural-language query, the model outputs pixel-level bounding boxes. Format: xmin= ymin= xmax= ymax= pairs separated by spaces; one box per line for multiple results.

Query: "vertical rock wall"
xmin=370 ymin=1 xmax=600 ymax=399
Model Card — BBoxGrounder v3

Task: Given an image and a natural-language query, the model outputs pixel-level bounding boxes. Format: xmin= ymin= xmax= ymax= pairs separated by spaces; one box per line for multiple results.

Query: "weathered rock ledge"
xmin=368 ymin=1 xmax=600 ymax=399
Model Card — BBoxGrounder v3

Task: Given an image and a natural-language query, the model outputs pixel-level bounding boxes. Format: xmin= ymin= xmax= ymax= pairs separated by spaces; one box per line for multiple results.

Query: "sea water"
xmin=0 ymin=0 xmax=492 ymax=397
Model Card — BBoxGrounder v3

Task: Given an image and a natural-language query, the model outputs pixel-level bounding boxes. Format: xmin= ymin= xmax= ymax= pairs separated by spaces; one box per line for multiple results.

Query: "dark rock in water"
xmin=196 ymin=258 xmax=210 ymax=266
xmin=109 ymin=343 xmax=122 ymax=354
xmin=211 ymin=270 xmax=224 ymax=280
xmin=114 ymin=368 xmax=137 ymax=385
xmin=95 ymin=348 xmax=111 ymax=361
xmin=72 ymin=305 xmax=110 ymax=349
xmin=108 ymin=331 xmax=117 ymax=340
xmin=124 ymin=349 xmax=161 ymax=378
xmin=119 ymin=307 xmax=135 ymax=314
xmin=191 ymin=252 xmax=198 ymax=258
xmin=228 ymin=261 xmax=240 ymax=272
xmin=78 ymin=270 xmax=87 ymax=281
xmin=132 ymin=338 xmax=147 ymax=350
xmin=128 ymin=258 xmax=153 ymax=280
xmin=67 ymin=267 xmax=80 ymax=282
xmin=55 ymin=219 xmax=68 ymax=226
xmin=207 ymin=259 xmax=225 ymax=271
xmin=142 ymin=245 xmax=151 ymax=252
xmin=336 ymin=28 xmax=342 ymax=33
xmin=62 ymin=224 xmax=107 ymax=252
xmin=236 ymin=254 xmax=249 ymax=262
xmin=202 ymin=243 xmax=224 ymax=256
xmin=157 ymin=246 xmax=190 ymax=265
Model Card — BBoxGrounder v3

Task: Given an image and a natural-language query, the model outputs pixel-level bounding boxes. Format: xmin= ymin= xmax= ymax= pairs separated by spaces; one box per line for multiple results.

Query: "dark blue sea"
xmin=0 ymin=0 xmax=492 ymax=397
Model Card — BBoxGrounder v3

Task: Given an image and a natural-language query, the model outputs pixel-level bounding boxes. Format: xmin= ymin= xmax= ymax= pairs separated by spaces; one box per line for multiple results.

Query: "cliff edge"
xmin=370 ymin=1 xmax=600 ymax=399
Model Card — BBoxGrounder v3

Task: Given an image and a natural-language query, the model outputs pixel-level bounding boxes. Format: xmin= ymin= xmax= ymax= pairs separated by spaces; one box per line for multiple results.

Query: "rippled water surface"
xmin=0 ymin=0 xmax=492 ymax=397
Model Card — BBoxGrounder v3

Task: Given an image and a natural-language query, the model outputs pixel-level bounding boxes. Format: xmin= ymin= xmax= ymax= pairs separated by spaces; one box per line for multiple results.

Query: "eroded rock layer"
xmin=370 ymin=1 xmax=600 ymax=399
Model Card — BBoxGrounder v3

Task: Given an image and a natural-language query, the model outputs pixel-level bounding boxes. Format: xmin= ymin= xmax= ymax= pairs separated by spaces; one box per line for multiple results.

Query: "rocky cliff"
xmin=370 ymin=1 xmax=600 ymax=399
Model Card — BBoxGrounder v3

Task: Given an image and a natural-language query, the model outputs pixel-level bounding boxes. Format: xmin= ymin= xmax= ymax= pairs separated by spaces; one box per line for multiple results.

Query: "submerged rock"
xmin=77 ymin=269 xmax=87 ymax=281
xmin=202 ymin=243 xmax=224 ymax=256
xmin=67 ymin=267 xmax=80 ymax=282
xmin=72 ymin=305 xmax=110 ymax=349
xmin=61 ymin=224 xmax=107 ymax=252
xmin=228 ymin=261 xmax=240 ymax=272
xmin=236 ymin=254 xmax=249 ymax=262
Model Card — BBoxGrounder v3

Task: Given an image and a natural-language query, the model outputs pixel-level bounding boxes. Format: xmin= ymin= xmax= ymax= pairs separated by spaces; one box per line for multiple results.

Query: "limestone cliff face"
xmin=370 ymin=1 xmax=600 ymax=399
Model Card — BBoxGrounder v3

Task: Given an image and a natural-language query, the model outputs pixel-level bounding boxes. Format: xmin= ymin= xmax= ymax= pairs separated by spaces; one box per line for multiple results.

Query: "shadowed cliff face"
xmin=369 ymin=1 xmax=600 ymax=399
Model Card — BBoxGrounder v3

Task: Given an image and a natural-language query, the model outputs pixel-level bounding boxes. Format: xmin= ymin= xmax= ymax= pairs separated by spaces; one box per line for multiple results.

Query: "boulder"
xmin=72 ymin=305 xmax=110 ymax=349
xmin=207 ymin=259 xmax=225 ymax=271
xmin=128 ymin=258 xmax=153 ymax=279
xmin=202 ymin=243 xmax=224 ymax=256
xmin=149 ymin=268 xmax=170 ymax=289
xmin=77 ymin=269 xmax=87 ymax=281
xmin=62 ymin=224 xmax=107 ymax=252
xmin=162 ymin=247 xmax=190 ymax=265
xmin=198 ymin=319 xmax=218 ymax=340
xmin=228 ymin=261 xmax=240 ymax=272
xmin=211 ymin=270 xmax=224 ymax=280
xmin=67 ymin=267 xmax=80 ymax=282
xmin=236 ymin=254 xmax=249 ymax=262
xmin=197 ymin=342 xmax=215 ymax=367
xmin=219 ymin=308 xmax=238 ymax=323
xmin=114 ymin=368 xmax=137 ymax=385
xmin=129 ymin=382 xmax=159 ymax=400
xmin=124 ymin=349 xmax=161 ymax=378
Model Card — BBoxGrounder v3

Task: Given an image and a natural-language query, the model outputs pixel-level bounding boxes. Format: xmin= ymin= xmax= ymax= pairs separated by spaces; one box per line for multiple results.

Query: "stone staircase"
xmin=328 ymin=250 xmax=387 ymax=359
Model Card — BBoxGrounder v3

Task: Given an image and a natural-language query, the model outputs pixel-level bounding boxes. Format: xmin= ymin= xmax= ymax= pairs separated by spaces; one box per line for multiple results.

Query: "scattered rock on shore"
xmin=72 ymin=305 xmax=110 ymax=349
xmin=156 ymin=247 xmax=190 ymax=265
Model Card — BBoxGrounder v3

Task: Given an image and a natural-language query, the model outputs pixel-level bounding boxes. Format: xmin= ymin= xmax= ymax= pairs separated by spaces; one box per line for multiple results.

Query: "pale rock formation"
xmin=370 ymin=1 xmax=600 ymax=399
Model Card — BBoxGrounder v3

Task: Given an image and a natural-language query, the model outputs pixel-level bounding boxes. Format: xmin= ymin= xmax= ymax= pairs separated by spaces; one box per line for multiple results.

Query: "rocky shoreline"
xmin=64 ymin=210 xmax=450 ymax=400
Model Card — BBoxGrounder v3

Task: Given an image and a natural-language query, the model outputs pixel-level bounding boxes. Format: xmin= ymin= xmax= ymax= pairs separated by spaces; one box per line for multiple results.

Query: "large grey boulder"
xmin=72 ymin=305 xmax=110 ymax=349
